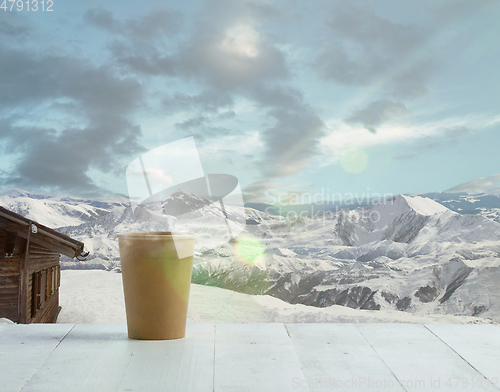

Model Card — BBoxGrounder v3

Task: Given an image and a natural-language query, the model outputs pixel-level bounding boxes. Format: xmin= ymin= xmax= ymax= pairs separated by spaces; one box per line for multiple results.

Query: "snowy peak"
xmin=399 ymin=194 xmax=449 ymax=216
xmin=162 ymin=190 xmax=212 ymax=216
xmin=376 ymin=194 xmax=450 ymax=219
xmin=0 ymin=188 xmax=51 ymax=200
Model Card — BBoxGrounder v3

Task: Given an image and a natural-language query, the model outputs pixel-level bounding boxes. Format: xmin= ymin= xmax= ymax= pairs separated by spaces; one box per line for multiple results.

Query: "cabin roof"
xmin=0 ymin=206 xmax=87 ymax=259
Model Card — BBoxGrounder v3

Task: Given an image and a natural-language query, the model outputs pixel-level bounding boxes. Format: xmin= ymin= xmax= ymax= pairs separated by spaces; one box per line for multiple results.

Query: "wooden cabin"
xmin=0 ymin=206 xmax=87 ymax=324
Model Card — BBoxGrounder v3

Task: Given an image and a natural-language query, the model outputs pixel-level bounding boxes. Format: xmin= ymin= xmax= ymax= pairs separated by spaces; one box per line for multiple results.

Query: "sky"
xmin=0 ymin=0 xmax=499 ymax=205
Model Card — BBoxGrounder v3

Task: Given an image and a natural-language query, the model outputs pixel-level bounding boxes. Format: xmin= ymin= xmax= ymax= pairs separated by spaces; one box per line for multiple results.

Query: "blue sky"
xmin=0 ymin=0 xmax=499 ymax=204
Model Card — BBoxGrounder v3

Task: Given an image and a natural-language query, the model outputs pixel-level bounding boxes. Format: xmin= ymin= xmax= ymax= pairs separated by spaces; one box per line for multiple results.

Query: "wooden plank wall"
xmin=0 ymin=231 xmax=20 ymax=322
xmin=28 ymin=243 xmax=61 ymax=323
xmin=1 ymin=233 xmax=61 ymax=323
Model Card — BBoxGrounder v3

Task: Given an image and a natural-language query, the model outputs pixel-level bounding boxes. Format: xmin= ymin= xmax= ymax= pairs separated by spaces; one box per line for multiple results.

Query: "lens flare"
xmin=340 ymin=146 xmax=369 ymax=174
xmin=234 ymin=235 xmax=266 ymax=269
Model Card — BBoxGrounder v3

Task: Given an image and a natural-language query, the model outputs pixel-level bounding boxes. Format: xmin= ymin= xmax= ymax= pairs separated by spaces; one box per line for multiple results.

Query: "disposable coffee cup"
xmin=116 ymin=232 xmax=196 ymax=340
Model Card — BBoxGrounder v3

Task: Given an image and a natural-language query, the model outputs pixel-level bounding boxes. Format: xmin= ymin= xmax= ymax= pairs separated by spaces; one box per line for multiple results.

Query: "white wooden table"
xmin=1 ymin=323 xmax=499 ymax=392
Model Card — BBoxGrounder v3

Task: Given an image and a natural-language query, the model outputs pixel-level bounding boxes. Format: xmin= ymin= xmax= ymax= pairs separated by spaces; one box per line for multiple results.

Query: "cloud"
xmin=85 ymin=6 xmax=183 ymax=79
xmin=95 ymin=2 xmax=324 ymax=183
xmin=247 ymin=85 xmax=326 ymax=177
xmin=321 ymin=113 xmax=500 ymax=165
xmin=2 ymin=117 xmax=144 ymax=197
xmin=84 ymin=8 xmax=119 ymax=33
xmin=163 ymin=91 xmax=234 ymax=114
xmin=241 ymin=180 xmax=278 ymax=203
xmin=260 ymin=106 xmax=325 ymax=177
xmin=0 ymin=14 xmax=30 ymax=39
xmin=312 ymin=2 xmax=435 ymax=98
xmin=85 ymin=6 xmax=182 ymax=39
xmin=173 ymin=114 xmax=233 ymax=141
xmin=0 ymin=36 xmax=145 ymax=196
xmin=95 ymin=1 xmax=288 ymax=89
xmin=345 ymin=99 xmax=410 ymax=134
xmin=447 ymin=173 xmax=500 ymax=195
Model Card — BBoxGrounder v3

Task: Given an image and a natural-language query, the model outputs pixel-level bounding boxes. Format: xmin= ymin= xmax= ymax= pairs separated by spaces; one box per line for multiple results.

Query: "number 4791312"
xmin=1 ymin=0 xmax=54 ymax=11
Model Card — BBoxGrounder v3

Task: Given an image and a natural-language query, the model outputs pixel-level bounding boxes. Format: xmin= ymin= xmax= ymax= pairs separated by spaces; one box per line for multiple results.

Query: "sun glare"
xmin=219 ymin=25 xmax=260 ymax=58
xmin=234 ymin=234 xmax=266 ymax=269
xmin=340 ymin=146 xmax=369 ymax=174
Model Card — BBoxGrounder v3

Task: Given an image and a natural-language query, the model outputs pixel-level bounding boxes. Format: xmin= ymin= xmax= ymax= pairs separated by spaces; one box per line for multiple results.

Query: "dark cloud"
xmin=163 ymin=91 xmax=234 ymax=114
xmin=0 ymin=45 xmax=142 ymax=115
xmin=85 ymin=6 xmax=182 ymax=39
xmin=84 ymin=8 xmax=119 ymax=33
xmin=94 ymin=1 xmax=288 ymax=90
xmin=85 ymin=6 xmax=182 ymax=82
xmin=313 ymin=2 xmax=435 ymax=98
xmin=177 ymin=34 xmax=288 ymax=89
xmin=92 ymin=1 xmax=321 ymax=182
xmin=261 ymin=107 xmax=325 ymax=177
xmin=199 ymin=0 xmax=281 ymax=24
xmin=173 ymin=112 xmax=234 ymax=142
xmin=249 ymin=85 xmax=326 ymax=177
xmin=1 ymin=3 xmax=334 ymax=202
xmin=0 ymin=18 xmax=30 ymax=38
xmin=175 ymin=116 xmax=210 ymax=130
xmin=241 ymin=180 xmax=278 ymax=203
xmin=3 ymin=118 xmax=143 ymax=195
xmin=346 ymin=99 xmax=410 ymax=133
xmin=110 ymin=26 xmax=288 ymax=90
xmin=108 ymin=41 xmax=178 ymax=76
xmin=0 ymin=38 xmax=145 ymax=196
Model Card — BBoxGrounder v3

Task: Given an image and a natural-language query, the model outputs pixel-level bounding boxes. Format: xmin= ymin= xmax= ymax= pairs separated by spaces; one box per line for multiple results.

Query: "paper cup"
xmin=117 ymin=232 xmax=196 ymax=340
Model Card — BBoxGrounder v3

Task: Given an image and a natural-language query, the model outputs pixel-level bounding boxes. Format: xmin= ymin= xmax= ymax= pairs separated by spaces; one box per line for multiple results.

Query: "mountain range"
xmin=1 ymin=188 xmax=499 ymax=323
xmin=249 ymin=191 xmax=500 ymax=224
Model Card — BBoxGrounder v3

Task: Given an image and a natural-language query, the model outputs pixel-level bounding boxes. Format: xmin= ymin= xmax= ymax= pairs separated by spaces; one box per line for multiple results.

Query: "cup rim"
xmin=116 ymin=231 xmax=196 ymax=239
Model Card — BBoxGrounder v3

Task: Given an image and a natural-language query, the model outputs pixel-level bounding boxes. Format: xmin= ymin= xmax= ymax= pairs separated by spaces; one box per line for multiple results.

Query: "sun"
xmin=219 ymin=25 xmax=260 ymax=59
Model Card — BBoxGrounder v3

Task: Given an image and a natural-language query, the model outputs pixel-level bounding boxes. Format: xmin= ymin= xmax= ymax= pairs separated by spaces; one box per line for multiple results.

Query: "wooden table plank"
xmin=117 ymin=323 xmax=215 ymax=392
xmin=214 ymin=323 xmax=306 ymax=392
xmin=3 ymin=323 xmax=500 ymax=392
xmin=20 ymin=323 xmax=215 ymax=392
xmin=425 ymin=324 xmax=500 ymax=389
xmin=286 ymin=323 xmax=405 ymax=391
xmin=0 ymin=323 xmax=74 ymax=392
xmin=356 ymin=324 xmax=499 ymax=391
xmin=21 ymin=323 xmax=134 ymax=392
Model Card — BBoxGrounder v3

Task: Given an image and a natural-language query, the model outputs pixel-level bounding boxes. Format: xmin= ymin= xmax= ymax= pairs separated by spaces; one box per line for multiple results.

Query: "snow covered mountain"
xmin=249 ymin=195 xmax=500 ymax=320
xmin=419 ymin=191 xmax=500 ymax=224
xmin=1 ymin=188 xmax=499 ymax=322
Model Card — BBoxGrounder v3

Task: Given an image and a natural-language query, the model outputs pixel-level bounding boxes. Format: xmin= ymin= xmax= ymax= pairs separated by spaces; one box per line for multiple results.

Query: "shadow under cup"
xmin=116 ymin=232 xmax=196 ymax=340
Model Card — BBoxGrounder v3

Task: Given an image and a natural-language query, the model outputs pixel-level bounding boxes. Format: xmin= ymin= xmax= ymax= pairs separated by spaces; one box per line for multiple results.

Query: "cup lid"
xmin=116 ymin=231 xmax=196 ymax=239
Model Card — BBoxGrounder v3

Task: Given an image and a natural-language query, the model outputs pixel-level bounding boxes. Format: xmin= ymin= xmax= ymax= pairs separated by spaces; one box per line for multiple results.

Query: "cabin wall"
xmin=27 ymin=243 xmax=61 ymax=323
xmin=0 ymin=231 xmax=20 ymax=322
xmin=1 ymin=232 xmax=61 ymax=323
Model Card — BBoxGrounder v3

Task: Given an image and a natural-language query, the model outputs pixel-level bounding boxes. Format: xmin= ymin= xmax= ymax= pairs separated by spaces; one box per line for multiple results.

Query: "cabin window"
xmin=55 ymin=265 xmax=60 ymax=290
xmin=4 ymin=231 xmax=16 ymax=255
xmin=31 ymin=272 xmax=42 ymax=315
xmin=45 ymin=269 xmax=51 ymax=300
xmin=40 ymin=270 xmax=46 ymax=306
xmin=51 ymin=267 xmax=56 ymax=294
xmin=31 ymin=270 xmax=47 ymax=317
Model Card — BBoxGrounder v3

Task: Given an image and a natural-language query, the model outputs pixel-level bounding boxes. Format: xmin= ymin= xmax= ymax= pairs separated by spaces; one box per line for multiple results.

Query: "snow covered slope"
xmin=2 ymin=189 xmax=500 ymax=322
xmin=57 ymin=270 xmax=494 ymax=324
